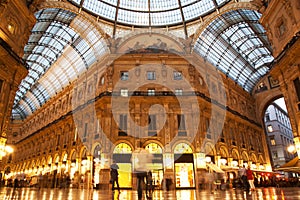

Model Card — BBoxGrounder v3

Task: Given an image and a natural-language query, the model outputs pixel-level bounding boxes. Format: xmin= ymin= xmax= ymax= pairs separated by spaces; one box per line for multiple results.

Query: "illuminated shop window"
xmin=113 ymin=143 xmax=132 ymax=153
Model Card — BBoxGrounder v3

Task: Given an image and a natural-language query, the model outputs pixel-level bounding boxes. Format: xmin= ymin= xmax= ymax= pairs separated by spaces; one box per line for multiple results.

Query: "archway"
xmin=145 ymin=142 xmax=163 ymax=189
xmin=92 ymin=144 xmax=101 ymax=188
xmin=113 ymin=142 xmax=133 ymax=188
xmin=174 ymin=142 xmax=195 ymax=188
xmin=263 ymin=97 xmax=296 ymax=173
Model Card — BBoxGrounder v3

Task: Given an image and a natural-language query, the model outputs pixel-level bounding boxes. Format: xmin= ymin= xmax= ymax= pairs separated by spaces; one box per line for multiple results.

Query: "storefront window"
xmin=175 ymin=163 xmax=195 ymax=187
xmin=145 ymin=143 xmax=163 ymax=188
xmin=113 ymin=143 xmax=132 ymax=188
xmin=174 ymin=143 xmax=195 ymax=188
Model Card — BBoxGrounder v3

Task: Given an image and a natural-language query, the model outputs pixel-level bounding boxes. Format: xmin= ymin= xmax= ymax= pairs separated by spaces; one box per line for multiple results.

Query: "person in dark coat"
xmin=110 ymin=160 xmax=120 ymax=192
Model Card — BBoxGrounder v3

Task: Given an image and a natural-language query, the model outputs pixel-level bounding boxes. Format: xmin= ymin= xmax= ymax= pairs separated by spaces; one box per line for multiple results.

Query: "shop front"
xmin=174 ymin=143 xmax=195 ymax=189
xmin=113 ymin=143 xmax=133 ymax=188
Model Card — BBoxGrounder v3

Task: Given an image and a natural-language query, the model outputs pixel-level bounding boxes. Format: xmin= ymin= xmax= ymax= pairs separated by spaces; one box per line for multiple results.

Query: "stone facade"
xmin=0 ymin=0 xmax=299 ymax=190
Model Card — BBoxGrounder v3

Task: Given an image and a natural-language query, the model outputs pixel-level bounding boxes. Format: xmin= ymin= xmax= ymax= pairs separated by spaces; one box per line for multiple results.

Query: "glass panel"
xmin=194 ymin=9 xmax=273 ymax=92
xmin=145 ymin=143 xmax=162 ymax=153
xmin=174 ymin=143 xmax=193 ymax=153
xmin=183 ymin=0 xmax=214 ymax=21
xmin=84 ymin=0 xmax=116 ymax=20
xmin=118 ymin=9 xmax=149 ymax=25
xmin=119 ymin=0 xmax=148 ymax=11
xmin=113 ymin=143 xmax=132 ymax=153
xmin=150 ymin=0 xmax=178 ymax=11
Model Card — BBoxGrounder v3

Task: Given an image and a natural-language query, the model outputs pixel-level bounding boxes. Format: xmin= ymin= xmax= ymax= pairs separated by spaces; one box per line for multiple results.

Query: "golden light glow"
xmin=7 ymin=24 xmax=15 ymax=34
xmin=5 ymin=145 xmax=13 ymax=153
xmin=287 ymin=145 xmax=296 ymax=153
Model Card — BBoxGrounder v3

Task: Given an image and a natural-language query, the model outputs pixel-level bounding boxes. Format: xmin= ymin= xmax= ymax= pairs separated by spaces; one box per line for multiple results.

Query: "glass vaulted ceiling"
xmin=70 ymin=0 xmax=229 ymax=26
xmin=194 ymin=9 xmax=273 ymax=92
xmin=12 ymin=8 xmax=108 ymax=119
xmin=12 ymin=2 xmax=274 ymax=120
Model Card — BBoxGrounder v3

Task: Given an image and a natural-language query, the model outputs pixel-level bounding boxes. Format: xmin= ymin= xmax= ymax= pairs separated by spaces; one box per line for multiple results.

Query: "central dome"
xmin=70 ymin=0 xmax=229 ymax=27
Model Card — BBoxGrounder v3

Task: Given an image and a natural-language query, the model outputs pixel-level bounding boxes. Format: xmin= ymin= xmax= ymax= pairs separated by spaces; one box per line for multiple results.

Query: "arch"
xmin=173 ymin=142 xmax=193 ymax=154
xmin=145 ymin=142 xmax=163 ymax=154
xmin=12 ymin=3 xmax=111 ymax=119
xmin=258 ymin=155 xmax=265 ymax=164
xmin=31 ymin=160 xmax=36 ymax=168
xmin=69 ymin=149 xmax=77 ymax=162
xmin=22 ymin=162 xmax=26 ymax=170
xmin=256 ymin=88 xmax=283 ymax=123
xmin=61 ymin=152 xmax=68 ymax=162
xmin=192 ymin=6 xmax=273 ymax=93
xmin=241 ymin=151 xmax=249 ymax=162
xmin=25 ymin=161 xmax=31 ymax=169
xmin=47 ymin=155 xmax=53 ymax=165
xmin=91 ymin=142 xmax=102 ymax=155
xmin=192 ymin=2 xmax=260 ymax=43
xmin=41 ymin=157 xmax=47 ymax=167
xmin=38 ymin=1 xmax=110 ymax=48
xmin=80 ymin=147 xmax=88 ymax=159
xmin=203 ymin=142 xmax=216 ymax=156
xmin=113 ymin=142 xmax=133 ymax=153
xmin=93 ymin=143 xmax=102 ymax=159
xmin=116 ymin=31 xmax=185 ymax=54
xmin=35 ymin=159 xmax=41 ymax=168
xmin=78 ymin=146 xmax=88 ymax=158
xmin=250 ymin=153 xmax=257 ymax=163
xmin=231 ymin=149 xmax=240 ymax=160
xmin=54 ymin=155 xmax=60 ymax=164
xmin=219 ymin=145 xmax=229 ymax=158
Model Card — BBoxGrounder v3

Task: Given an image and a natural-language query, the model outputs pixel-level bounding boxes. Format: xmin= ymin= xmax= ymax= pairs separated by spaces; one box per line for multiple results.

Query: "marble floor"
xmin=1 ymin=187 xmax=299 ymax=200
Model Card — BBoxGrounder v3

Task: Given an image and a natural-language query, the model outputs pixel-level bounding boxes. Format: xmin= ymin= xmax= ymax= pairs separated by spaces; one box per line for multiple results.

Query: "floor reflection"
xmin=0 ymin=187 xmax=299 ymax=200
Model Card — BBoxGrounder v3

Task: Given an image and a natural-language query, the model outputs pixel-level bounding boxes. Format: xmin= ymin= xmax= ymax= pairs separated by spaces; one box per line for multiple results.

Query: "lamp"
xmin=287 ymin=145 xmax=296 ymax=154
xmin=0 ymin=136 xmax=13 ymax=160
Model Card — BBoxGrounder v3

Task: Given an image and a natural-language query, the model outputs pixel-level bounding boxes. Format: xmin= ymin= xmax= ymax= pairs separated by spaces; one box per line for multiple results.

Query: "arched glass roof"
xmin=11 ymin=4 xmax=274 ymax=120
xmin=70 ymin=0 xmax=230 ymax=27
xmin=194 ymin=9 xmax=274 ymax=92
xmin=12 ymin=8 xmax=108 ymax=119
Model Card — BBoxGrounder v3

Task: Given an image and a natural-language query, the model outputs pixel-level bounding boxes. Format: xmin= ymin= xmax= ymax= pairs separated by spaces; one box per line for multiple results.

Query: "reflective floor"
xmin=1 ymin=187 xmax=300 ymax=200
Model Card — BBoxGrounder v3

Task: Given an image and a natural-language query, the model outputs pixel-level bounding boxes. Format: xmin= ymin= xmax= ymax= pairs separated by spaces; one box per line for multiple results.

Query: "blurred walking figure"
xmin=206 ymin=168 xmax=216 ymax=194
xmin=238 ymin=165 xmax=249 ymax=192
xmin=246 ymin=167 xmax=255 ymax=194
xmin=146 ymin=171 xmax=153 ymax=197
xmin=110 ymin=160 xmax=120 ymax=192
xmin=132 ymin=146 xmax=153 ymax=200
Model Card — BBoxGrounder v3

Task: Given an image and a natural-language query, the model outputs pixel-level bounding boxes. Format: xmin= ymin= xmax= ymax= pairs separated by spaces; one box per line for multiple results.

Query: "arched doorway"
xmin=174 ymin=143 xmax=195 ymax=188
xmin=69 ymin=151 xmax=77 ymax=180
xmin=113 ymin=143 xmax=132 ymax=188
xmin=145 ymin=142 xmax=163 ymax=189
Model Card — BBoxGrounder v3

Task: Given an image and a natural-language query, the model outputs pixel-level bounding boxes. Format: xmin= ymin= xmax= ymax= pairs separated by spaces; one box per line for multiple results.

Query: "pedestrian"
xmin=206 ymin=169 xmax=216 ymax=194
xmin=146 ymin=171 xmax=153 ymax=197
xmin=246 ymin=167 xmax=255 ymax=194
xmin=110 ymin=160 xmax=120 ymax=192
xmin=238 ymin=165 xmax=249 ymax=192
xmin=132 ymin=146 xmax=153 ymax=200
